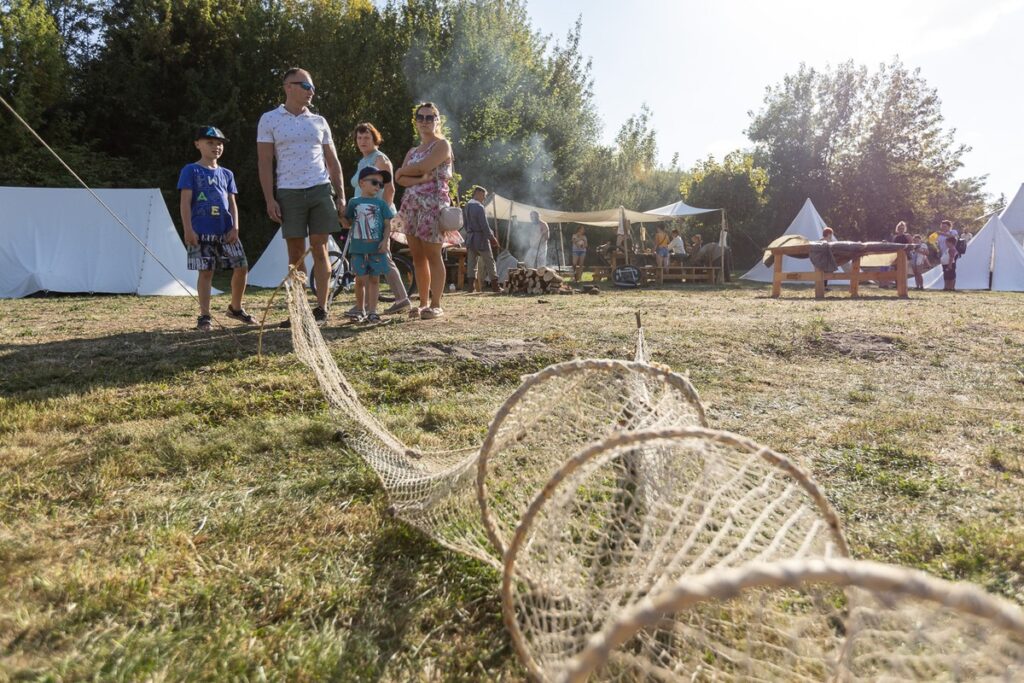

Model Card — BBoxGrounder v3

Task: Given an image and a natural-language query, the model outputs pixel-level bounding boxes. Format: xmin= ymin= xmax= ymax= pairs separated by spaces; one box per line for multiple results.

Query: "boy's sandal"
xmin=196 ymin=315 xmax=213 ymax=331
xmin=226 ymin=305 xmax=256 ymax=324
xmin=366 ymin=313 xmax=382 ymax=323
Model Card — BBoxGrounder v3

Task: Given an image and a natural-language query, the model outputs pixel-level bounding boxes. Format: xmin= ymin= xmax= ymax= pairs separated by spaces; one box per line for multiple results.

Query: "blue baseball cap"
xmin=195 ymin=125 xmax=229 ymax=141
xmin=358 ymin=166 xmax=392 ymax=184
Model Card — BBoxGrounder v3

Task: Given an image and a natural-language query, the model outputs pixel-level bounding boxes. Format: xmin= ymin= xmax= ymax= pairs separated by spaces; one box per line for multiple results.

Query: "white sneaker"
xmin=420 ymin=307 xmax=444 ymax=320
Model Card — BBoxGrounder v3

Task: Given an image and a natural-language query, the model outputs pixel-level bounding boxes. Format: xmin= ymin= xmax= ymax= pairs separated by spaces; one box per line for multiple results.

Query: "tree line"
xmin=1 ymin=0 xmax=993 ymax=267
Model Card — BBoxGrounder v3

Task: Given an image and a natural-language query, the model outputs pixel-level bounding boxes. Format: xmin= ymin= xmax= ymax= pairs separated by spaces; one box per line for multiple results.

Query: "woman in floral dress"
xmin=394 ymin=102 xmax=461 ymax=320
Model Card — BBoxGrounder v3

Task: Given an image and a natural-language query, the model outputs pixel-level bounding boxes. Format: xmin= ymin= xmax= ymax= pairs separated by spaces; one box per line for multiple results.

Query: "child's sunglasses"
xmin=364 ymin=179 xmax=384 ymax=188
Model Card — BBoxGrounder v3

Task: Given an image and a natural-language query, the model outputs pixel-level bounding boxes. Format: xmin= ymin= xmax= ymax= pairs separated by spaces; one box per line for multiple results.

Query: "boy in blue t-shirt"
xmin=177 ymin=125 xmax=254 ymax=331
xmin=342 ymin=167 xmax=395 ymax=322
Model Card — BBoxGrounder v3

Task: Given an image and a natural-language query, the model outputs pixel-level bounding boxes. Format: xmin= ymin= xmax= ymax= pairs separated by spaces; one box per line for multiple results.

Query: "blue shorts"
xmin=351 ymin=252 xmax=389 ymax=277
xmin=572 ymin=249 xmax=586 ymax=258
xmin=656 ymin=247 xmax=670 ymax=258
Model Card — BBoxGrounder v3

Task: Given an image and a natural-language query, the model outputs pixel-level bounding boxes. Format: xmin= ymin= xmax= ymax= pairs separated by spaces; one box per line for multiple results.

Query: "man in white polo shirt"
xmin=257 ymin=67 xmax=346 ymax=325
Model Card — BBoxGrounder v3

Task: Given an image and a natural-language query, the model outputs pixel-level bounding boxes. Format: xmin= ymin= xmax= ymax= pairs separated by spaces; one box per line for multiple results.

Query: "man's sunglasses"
xmin=287 ymin=81 xmax=315 ymax=92
xmin=415 ymin=113 xmax=438 ymax=122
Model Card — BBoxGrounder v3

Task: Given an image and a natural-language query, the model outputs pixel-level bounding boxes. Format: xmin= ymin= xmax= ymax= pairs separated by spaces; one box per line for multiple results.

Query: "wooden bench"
xmin=642 ymin=265 xmax=719 ymax=284
xmin=768 ymin=244 xmax=908 ymax=299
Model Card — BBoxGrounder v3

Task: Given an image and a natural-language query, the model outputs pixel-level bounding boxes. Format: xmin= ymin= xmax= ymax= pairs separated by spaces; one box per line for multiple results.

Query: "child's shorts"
xmin=188 ymin=233 xmax=248 ymax=271
xmin=656 ymin=247 xmax=670 ymax=258
xmin=351 ymin=252 xmax=389 ymax=277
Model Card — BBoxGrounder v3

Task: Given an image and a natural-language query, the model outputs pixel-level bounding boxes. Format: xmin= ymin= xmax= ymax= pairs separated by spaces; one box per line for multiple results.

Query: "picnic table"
xmin=768 ymin=241 xmax=909 ymax=299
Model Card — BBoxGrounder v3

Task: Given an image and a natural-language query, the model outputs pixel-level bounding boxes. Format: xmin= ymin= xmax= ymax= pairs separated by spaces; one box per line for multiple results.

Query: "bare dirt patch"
xmin=391 ymin=339 xmax=552 ymax=364
xmin=812 ymin=331 xmax=906 ymax=359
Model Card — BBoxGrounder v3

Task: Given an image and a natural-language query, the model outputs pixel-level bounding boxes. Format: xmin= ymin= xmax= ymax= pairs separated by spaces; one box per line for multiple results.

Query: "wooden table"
xmin=769 ymin=243 xmax=908 ymax=299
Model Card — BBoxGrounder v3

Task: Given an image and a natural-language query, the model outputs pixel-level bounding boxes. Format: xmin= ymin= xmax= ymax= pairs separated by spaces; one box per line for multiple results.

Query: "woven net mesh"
xmin=284 ymin=276 xmax=706 ymax=567
xmin=281 ymin=273 xmax=1024 ymax=681
xmin=557 ymin=558 xmax=1024 ymax=682
xmin=501 ymin=428 xmax=850 ymax=680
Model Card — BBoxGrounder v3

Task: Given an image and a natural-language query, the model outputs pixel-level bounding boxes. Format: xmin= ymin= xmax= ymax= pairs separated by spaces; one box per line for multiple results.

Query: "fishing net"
xmin=282 ymin=272 xmax=1024 ymax=682
xmin=558 ymin=557 xmax=1024 ymax=682
xmin=283 ymin=274 xmax=706 ymax=568
xmin=500 ymin=428 xmax=850 ymax=680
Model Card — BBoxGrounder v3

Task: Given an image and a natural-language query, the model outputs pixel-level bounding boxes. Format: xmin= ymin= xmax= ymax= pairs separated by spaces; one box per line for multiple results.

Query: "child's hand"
xmin=225 ymin=228 xmax=239 ymax=244
xmin=377 ymin=241 xmax=389 ymax=254
xmin=184 ymin=228 xmax=198 ymax=247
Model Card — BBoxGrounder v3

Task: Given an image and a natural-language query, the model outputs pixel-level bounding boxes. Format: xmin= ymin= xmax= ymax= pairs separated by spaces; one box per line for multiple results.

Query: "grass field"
xmin=2 ymin=279 xmax=1023 ymax=681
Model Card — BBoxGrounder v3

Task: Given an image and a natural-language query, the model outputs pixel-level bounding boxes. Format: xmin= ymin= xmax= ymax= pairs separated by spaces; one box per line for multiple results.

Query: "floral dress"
xmin=397 ymin=141 xmax=462 ymax=245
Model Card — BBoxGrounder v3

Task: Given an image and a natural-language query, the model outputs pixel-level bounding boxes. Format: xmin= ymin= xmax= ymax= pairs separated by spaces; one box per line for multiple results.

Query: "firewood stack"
xmin=505 ymin=266 xmax=574 ymax=295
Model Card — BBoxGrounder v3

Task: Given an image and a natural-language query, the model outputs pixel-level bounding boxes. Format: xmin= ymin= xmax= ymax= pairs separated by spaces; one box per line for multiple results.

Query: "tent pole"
xmin=558 ymin=223 xmax=566 ymax=271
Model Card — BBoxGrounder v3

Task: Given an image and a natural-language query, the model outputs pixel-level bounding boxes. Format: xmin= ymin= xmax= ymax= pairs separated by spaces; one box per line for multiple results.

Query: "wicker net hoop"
xmin=559 ymin=557 xmax=1024 ymax=683
xmin=501 ymin=427 xmax=850 ymax=682
xmin=476 ymin=360 xmax=708 ymax=561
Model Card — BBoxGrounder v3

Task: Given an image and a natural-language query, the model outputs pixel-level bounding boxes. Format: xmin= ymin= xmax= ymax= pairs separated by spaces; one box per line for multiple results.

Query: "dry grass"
xmin=2 ymin=279 xmax=1023 ymax=680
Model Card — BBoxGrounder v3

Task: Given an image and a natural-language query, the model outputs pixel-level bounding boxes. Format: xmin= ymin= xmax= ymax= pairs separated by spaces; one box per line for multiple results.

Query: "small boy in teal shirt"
xmin=342 ymin=167 xmax=395 ymax=322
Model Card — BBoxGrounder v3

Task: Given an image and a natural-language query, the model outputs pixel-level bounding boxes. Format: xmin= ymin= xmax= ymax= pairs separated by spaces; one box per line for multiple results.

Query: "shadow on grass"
xmin=337 ymin=520 xmax=507 ymax=679
xmin=0 ymin=318 xmax=397 ymax=399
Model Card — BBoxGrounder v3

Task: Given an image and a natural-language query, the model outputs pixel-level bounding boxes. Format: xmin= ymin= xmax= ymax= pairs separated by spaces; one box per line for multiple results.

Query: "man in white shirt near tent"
xmin=257 ymin=67 xmax=346 ymax=326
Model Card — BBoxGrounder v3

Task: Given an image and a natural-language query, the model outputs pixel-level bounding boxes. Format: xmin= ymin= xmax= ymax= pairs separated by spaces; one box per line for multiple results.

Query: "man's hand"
xmin=336 ymin=199 xmax=347 ymax=218
xmin=184 ymin=227 xmax=199 ymax=247
xmin=225 ymin=228 xmax=239 ymax=245
xmin=266 ymin=199 xmax=282 ymax=223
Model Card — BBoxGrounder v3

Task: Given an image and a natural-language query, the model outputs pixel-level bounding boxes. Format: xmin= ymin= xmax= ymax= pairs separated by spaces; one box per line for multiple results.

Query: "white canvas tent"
xmin=0 ymin=187 xmax=199 ymax=298
xmin=248 ymin=227 xmax=342 ymax=288
xmin=1000 ymin=183 xmax=1024 ymax=244
xmin=484 ymin=194 xmax=704 ymax=228
xmin=740 ymin=198 xmax=827 ymax=282
xmin=919 ymin=214 xmax=1024 ymax=291
xmin=646 ymin=200 xmax=720 ymax=218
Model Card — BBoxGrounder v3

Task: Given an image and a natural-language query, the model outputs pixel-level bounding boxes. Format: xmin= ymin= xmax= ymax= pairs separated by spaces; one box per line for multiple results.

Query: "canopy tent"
xmin=740 ymin=198 xmax=827 ymax=283
xmin=646 ymin=199 xmax=720 ymax=218
xmin=1000 ymin=183 xmax=1024 ymax=244
xmin=248 ymin=228 xmax=342 ymax=288
xmin=919 ymin=214 xmax=1024 ymax=291
xmin=0 ymin=187 xmax=199 ymax=298
xmin=484 ymin=194 xmax=697 ymax=228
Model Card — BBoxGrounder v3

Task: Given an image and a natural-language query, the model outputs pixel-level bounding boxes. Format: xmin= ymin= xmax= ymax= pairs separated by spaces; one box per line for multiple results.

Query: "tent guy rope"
xmin=0 ymin=93 xmax=244 ymax=344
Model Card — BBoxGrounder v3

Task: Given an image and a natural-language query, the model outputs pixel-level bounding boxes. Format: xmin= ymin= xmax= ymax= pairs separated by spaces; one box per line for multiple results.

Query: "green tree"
xmin=680 ymin=151 xmax=767 ymax=266
xmin=748 ymin=59 xmax=986 ymax=240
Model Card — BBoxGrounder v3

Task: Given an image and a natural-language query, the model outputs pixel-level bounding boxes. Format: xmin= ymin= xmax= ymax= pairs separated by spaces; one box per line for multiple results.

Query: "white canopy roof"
xmin=1000 ymin=182 xmax=1024 ymax=243
xmin=740 ymin=198 xmax=827 ymax=282
xmin=920 ymin=214 xmax=1024 ymax=291
xmin=249 ymin=227 xmax=342 ymax=288
xmin=484 ymin=194 xmax=704 ymax=228
xmin=646 ymin=200 xmax=720 ymax=217
xmin=0 ymin=187 xmax=199 ymax=298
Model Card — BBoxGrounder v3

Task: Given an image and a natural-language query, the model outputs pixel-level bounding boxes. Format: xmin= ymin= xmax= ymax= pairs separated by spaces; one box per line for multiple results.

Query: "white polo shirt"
xmin=256 ymin=105 xmax=333 ymax=190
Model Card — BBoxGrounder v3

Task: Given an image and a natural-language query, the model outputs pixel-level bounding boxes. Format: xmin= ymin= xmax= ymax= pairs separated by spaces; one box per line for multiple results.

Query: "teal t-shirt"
xmin=345 ymin=197 xmax=395 ymax=254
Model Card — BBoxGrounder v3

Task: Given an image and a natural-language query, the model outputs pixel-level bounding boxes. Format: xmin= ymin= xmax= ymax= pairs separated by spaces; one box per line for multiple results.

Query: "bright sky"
xmin=525 ymin=0 xmax=1023 ymax=204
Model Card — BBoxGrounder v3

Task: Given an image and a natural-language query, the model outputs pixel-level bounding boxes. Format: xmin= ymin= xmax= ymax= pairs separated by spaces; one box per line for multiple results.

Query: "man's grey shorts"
xmin=277 ymin=183 xmax=338 ymax=239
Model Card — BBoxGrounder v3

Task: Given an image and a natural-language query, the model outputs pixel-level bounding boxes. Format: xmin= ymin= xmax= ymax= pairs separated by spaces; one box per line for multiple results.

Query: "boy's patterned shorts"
xmin=187 ymin=233 xmax=248 ymax=271
xmin=351 ymin=252 xmax=389 ymax=277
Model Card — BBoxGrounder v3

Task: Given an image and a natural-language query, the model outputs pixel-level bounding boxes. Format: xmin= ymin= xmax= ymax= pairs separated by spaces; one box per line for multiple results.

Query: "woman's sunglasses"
xmin=287 ymin=81 xmax=315 ymax=92
xmin=415 ymin=113 xmax=438 ymax=122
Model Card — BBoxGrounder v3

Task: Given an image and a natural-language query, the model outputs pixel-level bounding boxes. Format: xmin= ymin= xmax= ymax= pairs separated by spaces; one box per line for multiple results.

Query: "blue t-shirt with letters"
xmin=176 ymin=163 xmax=237 ymax=235
xmin=344 ymin=197 xmax=395 ymax=254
